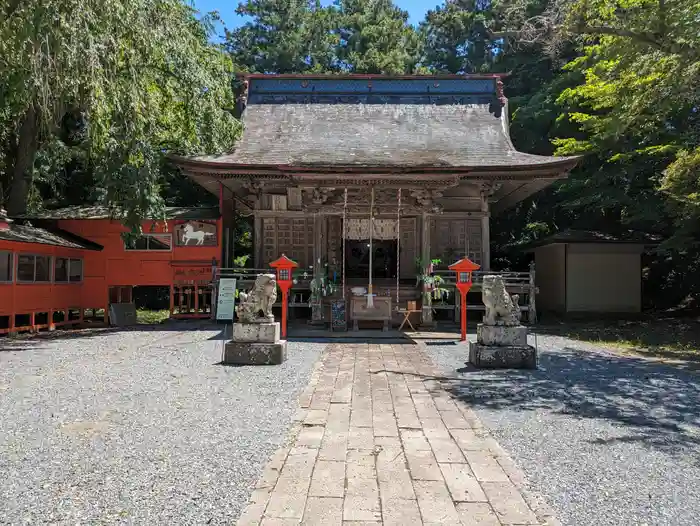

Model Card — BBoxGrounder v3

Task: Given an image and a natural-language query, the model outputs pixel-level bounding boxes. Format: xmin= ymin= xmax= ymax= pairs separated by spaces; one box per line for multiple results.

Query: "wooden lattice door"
xmin=262 ymin=216 xmax=314 ymax=268
xmin=431 ymin=218 xmax=482 ymax=266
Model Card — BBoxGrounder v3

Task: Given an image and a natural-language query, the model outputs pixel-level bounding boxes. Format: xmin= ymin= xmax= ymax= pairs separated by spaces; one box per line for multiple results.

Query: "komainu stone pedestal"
xmin=469 ymin=323 xmax=537 ymax=369
xmin=224 ymin=322 xmax=287 ymax=365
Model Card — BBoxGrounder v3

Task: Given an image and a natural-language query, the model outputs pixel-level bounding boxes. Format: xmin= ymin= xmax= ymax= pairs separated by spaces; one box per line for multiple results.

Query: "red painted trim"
xmin=218 ymin=182 xmax=224 ymax=265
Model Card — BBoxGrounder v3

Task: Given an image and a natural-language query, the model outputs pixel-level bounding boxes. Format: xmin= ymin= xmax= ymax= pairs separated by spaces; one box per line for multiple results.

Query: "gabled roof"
xmin=18 ymin=206 xmax=220 ymax=221
xmin=520 ymin=230 xmax=660 ymax=251
xmin=0 ymin=222 xmax=103 ymax=250
xmin=177 ymin=75 xmax=579 ymax=173
xmin=200 ymin=103 xmax=577 ymax=169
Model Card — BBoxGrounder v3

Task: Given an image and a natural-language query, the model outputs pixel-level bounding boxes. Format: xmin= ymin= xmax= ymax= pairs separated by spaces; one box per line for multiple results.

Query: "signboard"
xmin=330 ymin=299 xmax=347 ymax=332
xmin=173 ymin=265 xmax=211 ymax=284
xmin=216 ymin=278 xmax=237 ymax=321
xmin=175 ymin=221 xmax=217 ymax=247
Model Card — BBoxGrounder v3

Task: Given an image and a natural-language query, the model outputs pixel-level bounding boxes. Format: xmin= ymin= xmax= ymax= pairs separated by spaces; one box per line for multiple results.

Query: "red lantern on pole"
xmin=448 ymin=257 xmax=480 ymax=342
xmin=270 ymin=254 xmax=299 ymax=339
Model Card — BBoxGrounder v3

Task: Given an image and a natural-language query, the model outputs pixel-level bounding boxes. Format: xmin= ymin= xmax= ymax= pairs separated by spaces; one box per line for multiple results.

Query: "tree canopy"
xmin=493 ymin=0 xmax=700 ymax=305
xmin=0 ymin=0 xmax=239 ymax=230
xmin=225 ymin=0 xmax=421 ymax=74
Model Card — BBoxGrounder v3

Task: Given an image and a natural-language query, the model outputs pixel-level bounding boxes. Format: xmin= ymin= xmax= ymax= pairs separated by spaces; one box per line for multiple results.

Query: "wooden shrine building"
xmin=173 ymin=74 xmax=579 ymax=327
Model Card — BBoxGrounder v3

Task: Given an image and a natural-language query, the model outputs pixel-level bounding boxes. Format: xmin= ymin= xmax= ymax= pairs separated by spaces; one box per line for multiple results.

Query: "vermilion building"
xmin=0 ymin=206 xmax=221 ymax=334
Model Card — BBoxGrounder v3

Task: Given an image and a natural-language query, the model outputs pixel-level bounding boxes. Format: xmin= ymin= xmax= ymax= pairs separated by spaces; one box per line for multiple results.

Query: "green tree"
xmin=420 ymin=0 xmax=496 ymax=73
xmin=490 ymin=0 xmax=700 ymax=305
xmin=549 ymin=2 xmax=700 ymax=242
xmin=334 ymin=0 xmax=421 ymax=74
xmin=0 ymin=0 xmax=239 ymax=230
xmin=493 ymin=0 xmax=698 ymax=59
xmin=225 ymin=0 xmax=338 ymax=73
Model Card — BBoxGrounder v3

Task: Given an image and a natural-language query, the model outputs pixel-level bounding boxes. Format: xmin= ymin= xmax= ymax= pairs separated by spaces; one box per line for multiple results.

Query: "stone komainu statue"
xmin=481 ymin=275 xmax=521 ymax=326
xmin=236 ymin=273 xmax=277 ymax=323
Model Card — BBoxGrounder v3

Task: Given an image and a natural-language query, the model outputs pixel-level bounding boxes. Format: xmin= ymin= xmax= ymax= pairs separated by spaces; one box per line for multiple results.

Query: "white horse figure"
xmin=181 ymin=224 xmax=215 ymax=245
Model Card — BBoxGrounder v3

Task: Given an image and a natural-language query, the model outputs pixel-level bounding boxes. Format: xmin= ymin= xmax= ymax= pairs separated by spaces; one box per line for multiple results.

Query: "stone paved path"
xmin=237 ymin=343 xmax=557 ymax=526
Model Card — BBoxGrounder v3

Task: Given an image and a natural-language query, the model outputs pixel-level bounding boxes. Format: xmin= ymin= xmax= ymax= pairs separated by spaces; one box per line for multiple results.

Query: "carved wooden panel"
xmin=399 ymin=217 xmax=417 ymax=279
xmin=261 ymin=217 xmax=314 ymax=268
xmin=431 ymin=218 xmax=482 ymax=266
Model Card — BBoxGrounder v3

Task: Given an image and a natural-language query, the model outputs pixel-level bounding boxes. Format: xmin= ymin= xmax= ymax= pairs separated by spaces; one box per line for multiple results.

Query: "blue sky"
xmin=192 ymin=0 xmax=436 ymax=38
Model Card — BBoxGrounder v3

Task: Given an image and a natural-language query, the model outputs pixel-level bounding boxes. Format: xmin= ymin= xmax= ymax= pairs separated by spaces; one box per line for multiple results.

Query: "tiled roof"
xmin=18 ymin=206 xmax=220 ymax=221
xmin=192 ymin=103 xmax=577 ymax=169
xmin=0 ymin=223 xmax=103 ymax=250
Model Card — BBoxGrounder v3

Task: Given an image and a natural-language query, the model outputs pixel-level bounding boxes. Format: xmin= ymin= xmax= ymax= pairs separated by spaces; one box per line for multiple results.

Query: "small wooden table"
xmin=397 ymin=300 xmax=420 ymax=331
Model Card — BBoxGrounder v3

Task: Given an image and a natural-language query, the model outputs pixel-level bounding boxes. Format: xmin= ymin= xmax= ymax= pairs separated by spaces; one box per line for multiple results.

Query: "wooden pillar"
xmin=481 ymin=195 xmax=491 ymax=271
xmin=211 ymin=283 xmax=217 ymax=321
xmin=30 ymin=311 xmax=36 ymax=332
xmin=223 ymin=227 xmax=229 ymax=268
xmin=194 ymin=284 xmax=199 ymax=314
xmin=420 ymin=213 xmax=434 ymax=327
xmin=528 ymin=261 xmax=537 ymax=324
xmin=210 ymin=257 xmax=218 ymax=321
xmin=49 ymin=309 xmax=55 ymax=330
xmin=310 ymin=213 xmax=325 ymax=324
xmin=312 ymin=213 xmax=324 ymax=270
xmin=169 ymin=284 xmax=175 ymax=315
xmin=253 ymin=214 xmax=263 ymax=268
xmin=229 ymin=192 xmax=236 ymax=267
xmin=218 ymin=182 xmax=225 ymax=267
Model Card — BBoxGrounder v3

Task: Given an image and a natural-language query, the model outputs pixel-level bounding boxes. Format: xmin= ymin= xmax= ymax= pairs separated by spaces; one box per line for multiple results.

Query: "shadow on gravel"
xmin=445 ymin=347 xmax=700 ymax=456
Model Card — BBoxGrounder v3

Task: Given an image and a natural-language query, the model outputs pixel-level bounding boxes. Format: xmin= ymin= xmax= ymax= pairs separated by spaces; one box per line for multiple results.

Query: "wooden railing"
xmin=215 ymin=267 xmax=314 ymax=289
xmin=212 ymin=262 xmax=539 ymax=324
xmin=431 ymin=263 xmax=537 ymax=323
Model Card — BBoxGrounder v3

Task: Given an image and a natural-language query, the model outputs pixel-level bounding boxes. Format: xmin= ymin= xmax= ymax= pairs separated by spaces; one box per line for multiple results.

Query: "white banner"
xmin=216 ymin=278 xmax=237 ymax=321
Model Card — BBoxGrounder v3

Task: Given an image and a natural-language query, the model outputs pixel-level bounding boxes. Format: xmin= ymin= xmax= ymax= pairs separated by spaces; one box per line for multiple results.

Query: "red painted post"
xmin=460 ymin=294 xmax=467 ymax=342
xmin=281 ymin=290 xmax=288 ymax=338
xmin=270 ymin=255 xmax=298 ymax=341
xmin=448 ymin=257 xmax=480 ymax=344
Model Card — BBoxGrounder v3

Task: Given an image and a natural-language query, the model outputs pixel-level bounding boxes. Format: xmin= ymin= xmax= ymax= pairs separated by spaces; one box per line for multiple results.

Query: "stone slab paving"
xmin=237 ymin=343 xmax=557 ymax=525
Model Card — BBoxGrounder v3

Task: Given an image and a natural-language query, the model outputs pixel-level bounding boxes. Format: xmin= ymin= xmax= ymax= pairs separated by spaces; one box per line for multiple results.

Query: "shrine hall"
xmin=172 ymin=74 xmax=580 ymax=328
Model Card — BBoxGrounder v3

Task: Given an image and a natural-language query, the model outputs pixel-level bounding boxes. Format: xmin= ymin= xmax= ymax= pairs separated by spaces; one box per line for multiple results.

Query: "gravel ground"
xmin=422 ymin=333 xmax=700 ymax=526
xmin=0 ymin=324 xmax=325 ymax=525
